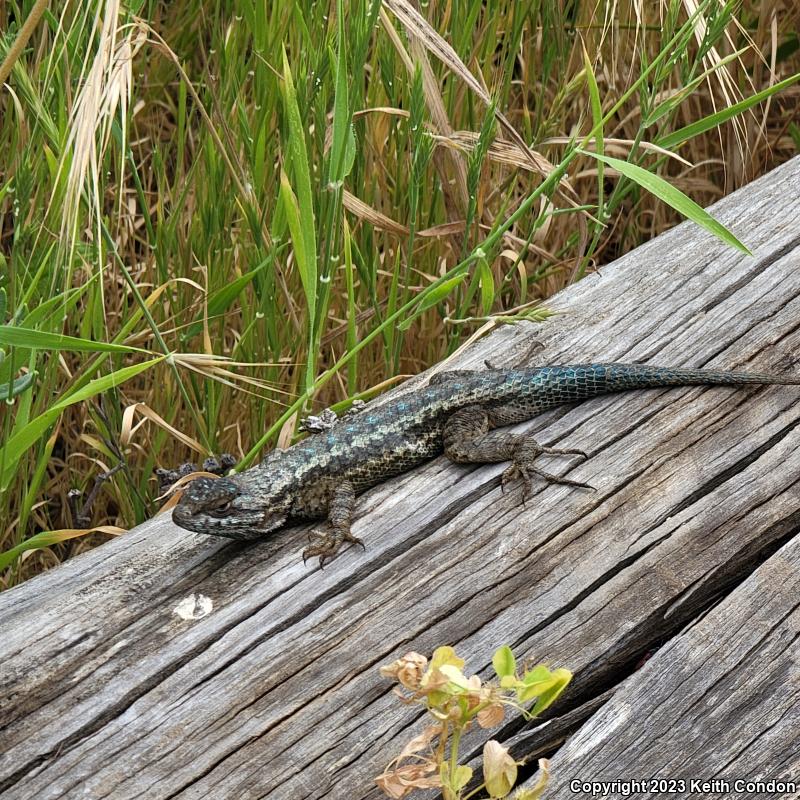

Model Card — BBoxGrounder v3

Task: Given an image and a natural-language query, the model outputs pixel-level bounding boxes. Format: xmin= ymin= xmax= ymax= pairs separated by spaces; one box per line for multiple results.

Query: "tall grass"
xmin=1 ymin=0 xmax=798 ymax=585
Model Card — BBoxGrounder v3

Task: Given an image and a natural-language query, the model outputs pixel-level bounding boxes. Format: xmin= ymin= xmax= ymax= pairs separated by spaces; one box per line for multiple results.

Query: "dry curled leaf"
xmin=375 ymin=762 xmax=441 ymax=799
xmin=397 ymin=724 xmax=442 ymax=760
xmin=380 ymin=651 xmax=428 ymax=690
xmin=483 ymin=739 xmax=519 ymax=798
xmin=433 ymin=131 xmax=563 ymax=179
xmin=344 ymin=189 xmax=409 ymax=236
xmin=477 ymin=701 xmax=505 ymax=728
xmin=121 ymin=402 xmax=205 ymax=454
xmin=375 ymin=724 xmax=442 ymax=798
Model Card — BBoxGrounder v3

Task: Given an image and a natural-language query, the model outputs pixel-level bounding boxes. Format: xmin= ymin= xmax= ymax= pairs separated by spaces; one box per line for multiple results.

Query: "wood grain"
xmin=523 ymin=535 xmax=800 ymax=799
xmin=2 ymin=157 xmax=800 ymax=800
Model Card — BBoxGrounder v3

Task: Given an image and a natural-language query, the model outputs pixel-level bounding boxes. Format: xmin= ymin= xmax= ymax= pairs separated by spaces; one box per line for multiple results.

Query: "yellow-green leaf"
xmin=430 ymin=645 xmax=465 ymax=671
xmin=451 ymin=765 xmax=473 ymax=792
xmin=483 ymin=740 xmax=517 ymax=797
xmin=530 ymin=668 xmax=572 ymax=716
xmin=0 ymin=526 xmax=124 ymax=572
xmin=492 ymin=645 xmax=516 ymax=680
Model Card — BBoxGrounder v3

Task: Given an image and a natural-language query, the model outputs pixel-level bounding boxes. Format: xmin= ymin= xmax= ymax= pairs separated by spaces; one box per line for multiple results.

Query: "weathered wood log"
xmin=526 ymin=534 xmax=800 ymax=798
xmin=2 ymin=156 xmax=800 ymax=800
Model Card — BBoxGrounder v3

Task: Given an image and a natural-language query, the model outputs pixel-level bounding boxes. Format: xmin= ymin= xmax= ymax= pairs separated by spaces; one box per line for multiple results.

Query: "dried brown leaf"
xmin=375 ymin=725 xmax=442 ymax=799
xmin=278 ymin=411 xmax=298 ymax=451
xmin=383 ymin=0 xmax=554 ymax=180
xmin=380 ymin=652 xmax=429 ymax=690
xmin=434 ymin=131 xmax=564 ymax=179
xmin=477 ymin=701 xmax=505 ymax=728
xmin=374 ymin=763 xmax=441 ymax=799
xmin=121 ymin=402 xmax=205 ymax=454
xmin=344 ymin=190 xmax=409 ymax=236
xmin=398 ymin=723 xmax=441 ymax=759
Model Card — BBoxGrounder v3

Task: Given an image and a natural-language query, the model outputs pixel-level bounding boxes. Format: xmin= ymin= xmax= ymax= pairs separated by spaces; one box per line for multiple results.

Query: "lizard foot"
xmin=303 ymin=525 xmax=365 ymax=567
xmin=501 ymin=439 xmax=594 ymax=502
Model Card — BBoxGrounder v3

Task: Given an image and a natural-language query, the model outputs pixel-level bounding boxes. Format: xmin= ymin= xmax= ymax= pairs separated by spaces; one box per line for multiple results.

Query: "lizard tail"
xmin=519 ymin=362 xmax=800 ymax=409
xmin=568 ymin=362 xmax=800 ymax=389
xmin=436 ymin=362 xmax=800 ymax=413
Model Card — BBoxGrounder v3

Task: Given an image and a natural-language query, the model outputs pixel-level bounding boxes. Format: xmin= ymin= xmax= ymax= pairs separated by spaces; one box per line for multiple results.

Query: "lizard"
xmin=171 ymin=362 xmax=800 ymax=564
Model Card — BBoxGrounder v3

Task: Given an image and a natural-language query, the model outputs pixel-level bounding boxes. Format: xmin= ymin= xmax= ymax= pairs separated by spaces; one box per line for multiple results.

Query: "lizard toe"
xmin=501 ymin=464 xmax=519 ymax=492
xmin=302 ymin=541 xmax=338 ymax=567
xmin=342 ymin=531 xmax=365 ymax=550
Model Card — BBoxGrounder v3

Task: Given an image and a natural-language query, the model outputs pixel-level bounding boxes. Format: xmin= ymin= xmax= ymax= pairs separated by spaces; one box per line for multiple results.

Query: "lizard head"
xmin=171 ymin=475 xmax=289 ymax=540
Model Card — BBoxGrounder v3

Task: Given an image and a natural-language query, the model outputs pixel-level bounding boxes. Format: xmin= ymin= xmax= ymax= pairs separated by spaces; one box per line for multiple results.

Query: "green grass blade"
xmin=0 ymin=357 xmax=164 ymax=489
xmin=280 ymin=45 xmax=318 ymax=394
xmin=582 ymin=43 xmax=604 ymax=210
xmin=657 ymin=72 xmax=800 ymax=150
xmin=577 ymin=149 xmax=750 ymax=254
xmin=184 ymin=255 xmax=274 ymax=341
xmin=397 ymin=274 xmax=467 ymax=331
xmin=0 ymin=527 xmax=121 ymax=572
xmin=0 ymin=325 xmax=148 ymax=353
xmin=327 ymin=0 xmax=352 ymax=185
xmin=280 ymin=46 xmax=317 ymax=323
xmin=343 ymin=217 xmax=357 ymax=395
xmin=279 ymin=169 xmax=312 ymax=311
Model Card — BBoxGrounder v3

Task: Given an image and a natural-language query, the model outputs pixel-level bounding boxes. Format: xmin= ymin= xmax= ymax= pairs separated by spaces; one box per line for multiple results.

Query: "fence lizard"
xmin=171 ymin=362 xmax=800 ymax=563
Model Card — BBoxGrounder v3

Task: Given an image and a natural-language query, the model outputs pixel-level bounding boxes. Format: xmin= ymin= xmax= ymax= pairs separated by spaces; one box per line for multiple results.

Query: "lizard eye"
xmin=208 ymin=500 xmax=233 ymax=518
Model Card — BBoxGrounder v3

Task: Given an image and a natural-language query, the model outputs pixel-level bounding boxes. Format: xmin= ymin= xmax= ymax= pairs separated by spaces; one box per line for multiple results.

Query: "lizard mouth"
xmin=172 ymin=504 xmax=286 ymax=539
xmin=171 ymin=502 xmax=287 ymax=540
xmin=172 ymin=505 xmax=280 ymax=539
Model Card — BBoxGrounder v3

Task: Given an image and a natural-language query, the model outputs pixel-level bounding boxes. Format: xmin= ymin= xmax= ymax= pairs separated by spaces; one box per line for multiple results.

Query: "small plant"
xmin=376 ymin=646 xmax=571 ymax=799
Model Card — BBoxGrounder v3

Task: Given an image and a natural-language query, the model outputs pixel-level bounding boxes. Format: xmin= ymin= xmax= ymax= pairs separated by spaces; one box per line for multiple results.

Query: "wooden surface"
xmin=2 ymin=156 xmax=800 ymax=800
xmin=536 ymin=534 xmax=800 ymax=799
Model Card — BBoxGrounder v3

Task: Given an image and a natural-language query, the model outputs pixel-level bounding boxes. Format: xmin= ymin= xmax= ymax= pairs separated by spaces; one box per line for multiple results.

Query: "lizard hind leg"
xmin=500 ymin=438 xmax=594 ymax=503
xmin=302 ymin=480 xmax=362 ymax=567
xmin=442 ymin=405 xmax=593 ymax=502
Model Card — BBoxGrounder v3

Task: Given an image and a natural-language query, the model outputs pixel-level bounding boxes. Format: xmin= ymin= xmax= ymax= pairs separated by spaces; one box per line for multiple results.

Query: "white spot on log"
xmin=173 ymin=594 xmax=213 ymax=621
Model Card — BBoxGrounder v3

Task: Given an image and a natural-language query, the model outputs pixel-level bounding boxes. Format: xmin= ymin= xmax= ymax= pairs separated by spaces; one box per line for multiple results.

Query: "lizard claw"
xmin=303 ymin=527 xmax=335 ymax=567
xmin=501 ymin=464 xmax=528 ymax=505
xmin=501 ymin=464 xmax=518 ymax=492
xmin=344 ymin=532 xmax=366 ymax=551
xmin=302 ymin=542 xmax=334 ymax=569
xmin=302 ymin=525 xmax=364 ymax=567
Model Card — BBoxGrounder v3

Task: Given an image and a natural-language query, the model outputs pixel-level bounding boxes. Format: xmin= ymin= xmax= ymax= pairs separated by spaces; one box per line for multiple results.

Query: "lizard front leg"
xmin=302 ymin=480 xmax=362 ymax=566
xmin=443 ymin=405 xmax=593 ymax=502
